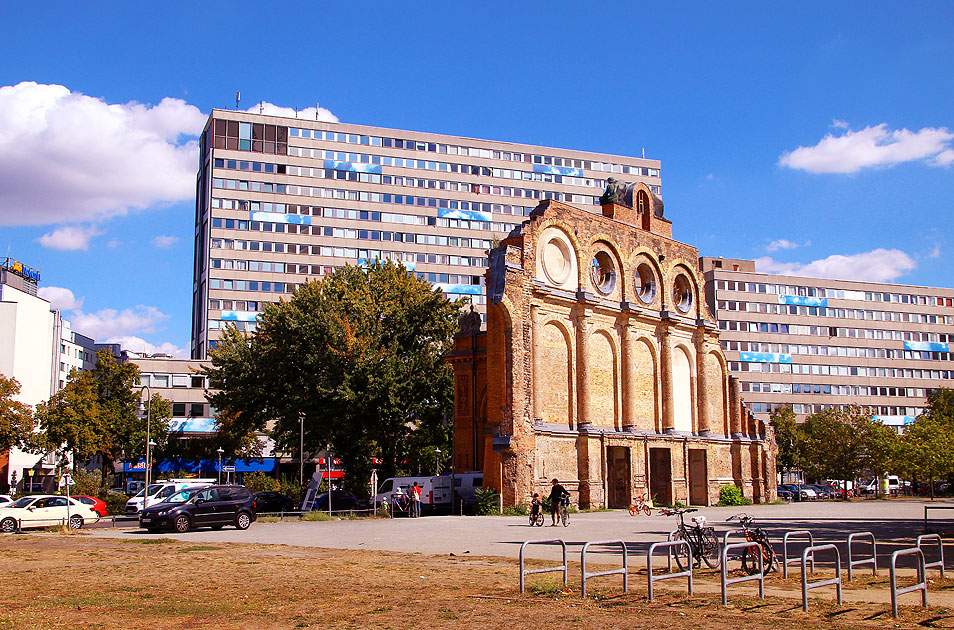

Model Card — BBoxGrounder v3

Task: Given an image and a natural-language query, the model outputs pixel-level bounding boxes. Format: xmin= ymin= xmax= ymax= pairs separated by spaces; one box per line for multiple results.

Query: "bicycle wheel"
xmin=671 ymin=530 xmax=690 ymax=571
xmin=642 ymin=503 xmax=652 ymax=516
xmin=533 ymin=512 xmax=544 ymax=527
xmin=628 ymin=504 xmax=638 ymax=516
xmin=741 ymin=539 xmax=775 ymax=575
xmin=560 ymin=505 xmax=569 ymax=526
xmin=701 ymin=527 xmax=722 ymax=569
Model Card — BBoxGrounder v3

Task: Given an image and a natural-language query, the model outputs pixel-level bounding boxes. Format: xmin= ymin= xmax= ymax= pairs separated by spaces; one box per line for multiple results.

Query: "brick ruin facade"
xmin=447 ymin=184 xmax=777 ymax=508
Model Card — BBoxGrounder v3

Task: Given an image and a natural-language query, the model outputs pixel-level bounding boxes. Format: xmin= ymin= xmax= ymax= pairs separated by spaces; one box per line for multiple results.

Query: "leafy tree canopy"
xmin=203 ymin=261 xmax=461 ymax=495
xmin=0 ymin=374 xmax=37 ymax=453
xmin=769 ymin=405 xmax=800 ymax=474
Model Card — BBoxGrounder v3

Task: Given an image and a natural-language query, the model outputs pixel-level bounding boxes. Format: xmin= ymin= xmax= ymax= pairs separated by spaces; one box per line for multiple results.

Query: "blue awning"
xmin=122 ymin=458 xmax=277 ymax=473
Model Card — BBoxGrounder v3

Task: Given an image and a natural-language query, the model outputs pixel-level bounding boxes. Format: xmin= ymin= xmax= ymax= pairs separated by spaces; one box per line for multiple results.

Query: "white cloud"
xmin=766 ymin=239 xmax=800 ymax=252
xmin=929 ymin=244 xmax=942 ymax=259
xmin=37 ymin=286 xmax=84 ymax=311
xmin=36 ymin=225 xmax=102 ymax=250
xmin=247 ymin=101 xmax=338 ymax=123
xmin=68 ymin=305 xmax=168 ymax=341
xmin=755 ymin=248 xmax=916 ymax=282
xmin=779 ymin=123 xmax=954 ymax=174
xmin=106 ymin=239 xmax=120 ymax=249
xmin=0 ymin=81 xmax=207 ymax=226
xmin=152 ymin=235 xmax=180 ymax=249
xmin=104 ymin=335 xmax=189 ymax=359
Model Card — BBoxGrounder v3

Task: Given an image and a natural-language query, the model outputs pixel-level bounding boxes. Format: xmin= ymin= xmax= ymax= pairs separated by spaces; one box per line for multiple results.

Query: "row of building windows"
xmin=745 ymin=381 xmax=942 ymax=397
xmin=139 ymin=373 xmax=206 ymax=389
xmin=285 ymin=126 xmax=660 ymax=178
xmin=209 ymin=278 xmax=291 ymax=293
xmin=211 ymin=197 xmax=524 ymax=231
xmin=720 ymin=320 xmax=945 ymax=343
xmin=211 ymin=223 xmax=496 ymax=250
xmin=725 ymin=340 xmax=952 ymax=361
xmin=210 ymin=258 xmax=483 ymax=288
xmin=732 ymin=360 xmax=953 ymax=376
xmin=717 ymin=300 xmax=954 ymax=325
xmin=717 ymin=279 xmax=954 ymax=307
xmin=746 ymin=401 xmax=924 ymax=417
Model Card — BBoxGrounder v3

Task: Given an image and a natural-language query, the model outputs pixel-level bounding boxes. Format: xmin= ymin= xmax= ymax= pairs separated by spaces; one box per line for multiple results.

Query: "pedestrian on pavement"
xmin=548 ymin=478 xmax=568 ymax=526
xmin=411 ymin=482 xmax=422 ymax=518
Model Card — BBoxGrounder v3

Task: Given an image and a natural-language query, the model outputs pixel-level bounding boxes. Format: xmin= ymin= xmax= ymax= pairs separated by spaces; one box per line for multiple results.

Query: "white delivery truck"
xmin=373 ymin=472 xmax=483 ymax=513
xmin=124 ymin=478 xmax=216 ymax=515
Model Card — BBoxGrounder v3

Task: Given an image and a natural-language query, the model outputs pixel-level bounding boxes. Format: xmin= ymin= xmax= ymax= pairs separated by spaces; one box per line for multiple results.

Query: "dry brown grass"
xmin=0 ymin=535 xmax=951 ymax=629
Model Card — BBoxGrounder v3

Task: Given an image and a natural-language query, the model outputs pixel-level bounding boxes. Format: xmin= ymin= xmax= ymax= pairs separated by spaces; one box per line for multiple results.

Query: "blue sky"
xmin=1 ymin=2 xmax=952 ymax=356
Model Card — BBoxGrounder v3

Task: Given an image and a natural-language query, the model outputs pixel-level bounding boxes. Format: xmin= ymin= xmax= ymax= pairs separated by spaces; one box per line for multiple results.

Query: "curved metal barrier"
xmin=647 ymin=540 xmax=693 ymax=602
xmin=720 ymin=541 xmax=764 ymax=605
xmin=580 ymin=539 xmax=628 ymax=597
xmin=783 ymin=530 xmax=815 ymax=578
xmin=917 ymin=533 xmax=945 ymax=578
xmin=847 ymin=531 xmax=877 ymax=581
xmin=722 ymin=529 xmax=747 ymax=561
xmin=519 ymin=539 xmax=568 ymax=594
xmin=890 ymin=547 xmax=928 ymax=618
xmin=801 ymin=544 xmax=842 ymax=611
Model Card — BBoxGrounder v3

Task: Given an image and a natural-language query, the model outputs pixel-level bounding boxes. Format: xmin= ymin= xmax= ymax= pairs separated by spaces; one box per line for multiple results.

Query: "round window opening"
xmin=672 ymin=275 xmax=693 ymax=313
xmin=635 ymin=262 xmax=656 ymax=304
xmin=541 ymin=237 xmax=572 ymax=285
xmin=590 ymin=251 xmax=617 ymax=295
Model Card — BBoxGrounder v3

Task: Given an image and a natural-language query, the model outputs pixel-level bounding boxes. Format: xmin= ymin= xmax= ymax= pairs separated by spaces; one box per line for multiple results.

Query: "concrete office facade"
xmin=702 ymin=258 xmax=954 ymax=429
xmin=191 ymin=111 xmax=662 ymax=358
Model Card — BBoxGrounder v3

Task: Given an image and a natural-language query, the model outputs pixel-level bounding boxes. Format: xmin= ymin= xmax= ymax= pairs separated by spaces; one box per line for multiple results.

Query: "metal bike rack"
xmin=721 ymin=542 xmax=764 ymax=605
xmin=800 ymin=544 xmax=842 ymax=611
xmin=666 ymin=530 xmax=679 ymax=571
xmin=519 ymin=539 xmax=568 ymax=594
xmin=917 ymin=533 xmax=945 ymax=578
xmin=890 ymin=548 xmax=928 ymax=618
xmin=783 ymin=530 xmax=815 ymax=578
xmin=847 ymin=532 xmax=877 ymax=581
xmin=722 ymin=529 xmax=747 ymax=561
xmin=580 ymin=539 xmax=628 ymax=598
xmin=647 ymin=540 xmax=694 ymax=602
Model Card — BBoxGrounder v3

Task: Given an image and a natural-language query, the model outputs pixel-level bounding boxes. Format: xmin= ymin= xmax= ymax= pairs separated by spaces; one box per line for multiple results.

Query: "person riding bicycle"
xmin=548 ymin=479 xmax=569 ymax=526
xmin=530 ymin=493 xmax=542 ymax=518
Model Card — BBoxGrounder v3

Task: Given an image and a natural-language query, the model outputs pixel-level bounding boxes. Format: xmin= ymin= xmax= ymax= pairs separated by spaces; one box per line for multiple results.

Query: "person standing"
xmin=411 ymin=482 xmax=422 ymax=518
xmin=548 ymin=478 xmax=568 ymax=526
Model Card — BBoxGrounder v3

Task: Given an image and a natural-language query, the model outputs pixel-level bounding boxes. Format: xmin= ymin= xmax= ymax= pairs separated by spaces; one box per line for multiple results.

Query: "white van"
xmin=124 ymin=478 xmax=216 ymax=515
xmin=373 ymin=472 xmax=483 ymax=511
xmin=858 ymin=475 xmax=901 ymax=496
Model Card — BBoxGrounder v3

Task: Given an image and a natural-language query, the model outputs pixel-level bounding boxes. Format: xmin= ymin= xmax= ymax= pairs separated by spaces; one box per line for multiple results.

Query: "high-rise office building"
xmin=702 ymin=257 xmax=954 ymax=430
xmin=191 ymin=111 xmax=662 ymax=358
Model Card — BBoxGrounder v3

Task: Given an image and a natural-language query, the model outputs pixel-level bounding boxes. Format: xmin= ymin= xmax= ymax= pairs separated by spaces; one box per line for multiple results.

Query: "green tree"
xmin=204 ymin=261 xmax=461 ymax=495
xmin=0 ymin=374 xmax=37 ymax=455
xmin=769 ymin=405 xmax=801 ymax=477
xmin=34 ymin=350 xmax=171 ymax=493
xmin=800 ymin=405 xmax=887 ymax=500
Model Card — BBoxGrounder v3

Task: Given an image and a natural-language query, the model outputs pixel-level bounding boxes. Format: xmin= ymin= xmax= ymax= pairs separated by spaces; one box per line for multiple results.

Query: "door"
xmin=688 ymin=449 xmax=708 ymax=506
xmin=649 ymin=448 xmax=672 ymax=507
xmin=191 ymin=488 xmax=221 ymax=525
xmin=606 ymin=447 xmax=631 ymax=509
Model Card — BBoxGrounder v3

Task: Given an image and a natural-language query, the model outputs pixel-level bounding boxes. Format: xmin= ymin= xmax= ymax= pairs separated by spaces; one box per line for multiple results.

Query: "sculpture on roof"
xmin=457 ymin=304 xmax=482 ymax=335
xmin=599 ymin=177 xmax=626 ymax=205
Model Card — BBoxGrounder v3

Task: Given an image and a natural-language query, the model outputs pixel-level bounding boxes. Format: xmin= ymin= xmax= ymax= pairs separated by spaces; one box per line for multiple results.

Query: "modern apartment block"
xmin=190 ymin=111 xmax=662 ymax=358
xmin=702 ymin=258 xmax=954 ymax=429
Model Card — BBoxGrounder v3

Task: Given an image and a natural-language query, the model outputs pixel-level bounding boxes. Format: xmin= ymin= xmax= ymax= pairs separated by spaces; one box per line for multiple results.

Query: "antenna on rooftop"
xmin=259 ymin=101 xmax=264 ymax=114
xmin=316 ymin=102 xmax=320 ymax=120
xmin=235 ymin=91 xmax=241 ymax=111
xmin=642 ymin=147 xmax=645 ymax=159
xmin=295 ymin=106 xmax=299 ymax=118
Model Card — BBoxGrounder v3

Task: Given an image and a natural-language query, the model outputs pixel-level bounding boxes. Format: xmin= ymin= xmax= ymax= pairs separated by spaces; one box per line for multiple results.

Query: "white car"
xmin=0 ymin=495 xmax=100 ymax=532
xmin=0 ymin=495 xmax=13 ymax=505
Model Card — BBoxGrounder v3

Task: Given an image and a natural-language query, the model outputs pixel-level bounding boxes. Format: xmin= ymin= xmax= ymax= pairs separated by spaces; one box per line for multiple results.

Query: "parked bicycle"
xmin=628 ymin=494 xmax=652 ymax=516
xmin=727 ymin=513 xmax=779 ymax=575
xmin=661 ymin=507 xmax=721 ymax=569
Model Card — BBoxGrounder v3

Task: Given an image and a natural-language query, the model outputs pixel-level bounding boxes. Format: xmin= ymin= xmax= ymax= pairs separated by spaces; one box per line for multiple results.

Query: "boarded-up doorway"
xmin=689 ymin=449 xmax=708 ymax=506
xmin=649 ymin=448 xmax=672 ymax=506
xmin=606 ymin=446 xmax=631 ymax=509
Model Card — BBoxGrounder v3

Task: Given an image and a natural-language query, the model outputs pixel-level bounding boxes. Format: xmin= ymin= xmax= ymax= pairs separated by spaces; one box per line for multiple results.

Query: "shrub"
xmin=105 ymin=494 xmax=129 ymax=515
xmin=473 ymin=487 xmax=500 ymax=515
xmin=717 ymin=484 xmax=752 ymax=506
xmin=243 ymin=471 xmax=281 ymax=493
xmin=503 ymin=503 xmax=529 ymax=516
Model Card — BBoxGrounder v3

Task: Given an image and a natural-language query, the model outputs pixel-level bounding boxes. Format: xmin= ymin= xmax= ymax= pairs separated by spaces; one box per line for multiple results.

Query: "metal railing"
xmin=847 ymin=532 xmax=877 ymax=581
xmin=519 ymin=539 xmax=568 ymax=594
xmin=923 ymin=505 xmax=954 ymax=533
xmin=890 ymin=548 xmax=928 ymax=618
xmin=722 ymin=528 xmax=747 ymax=561
xmin=800 ymin=544 xmax=842 ymax=612
xmin=647 ymin=540 xmax=693 ymax=603
xmin=783 ymin=530 xmax=815 ymax=578
xmin=721 ymin=542 xmax=764 ymax=605
xmin=580 ymin=539 xmax=628 ymax=597
xmin=917 ymin=533 xmax=945 ymax=578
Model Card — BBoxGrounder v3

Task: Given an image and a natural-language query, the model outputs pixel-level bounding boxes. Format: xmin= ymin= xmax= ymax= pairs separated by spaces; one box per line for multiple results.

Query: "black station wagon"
xmin=139 ymin=485 xmax=256 ymax=533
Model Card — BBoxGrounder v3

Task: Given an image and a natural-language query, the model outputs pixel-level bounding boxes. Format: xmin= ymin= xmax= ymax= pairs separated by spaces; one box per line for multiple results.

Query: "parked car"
xmin=0 ymin=495 xmax=13 ymax=505
xmin=309 ymin=489 xmax=357 ymax=511
xmin=796 ymin=484 xmax=819 ymax=500
xmin=779 ymin=484 xmax=809 ymax=501
xmin=72 ymin=495 xmax=108 ymax=517
xmin=252 ymin=491 xmax=297 ymax=513
xmin=857 ymin=476 xmax=902 ymax=496
xmin=139 ymin=485 xmax=256 ymax=533
xmin=0 ymin=495 xmax=100 ymax=532
xmin=777 ymin=486 xmax=795 ymax=501
xmin=808 ymin=485 xmax=834 ymax=500
xmin=125 ymin=479 xmax=216 ymax=515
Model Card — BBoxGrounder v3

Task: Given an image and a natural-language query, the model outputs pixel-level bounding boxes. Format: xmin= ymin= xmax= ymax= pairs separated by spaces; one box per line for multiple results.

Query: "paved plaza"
xmin=88 ymin=498 xmax=954 ymax=564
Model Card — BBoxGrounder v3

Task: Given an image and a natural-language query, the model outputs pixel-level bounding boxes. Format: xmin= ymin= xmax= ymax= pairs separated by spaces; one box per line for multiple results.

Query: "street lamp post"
xmin=435 ymin=448 xmax=442 ymax=476
xmin=216 ymin=448 xmax=224 ymax=485
xmin=299 ymin=414 xmax=304 ymax=491
xmin=139 ymin=386 xmax=152 ymax=510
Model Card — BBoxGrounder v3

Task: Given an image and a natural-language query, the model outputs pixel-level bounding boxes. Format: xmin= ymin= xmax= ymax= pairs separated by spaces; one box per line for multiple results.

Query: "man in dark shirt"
xmin=548 ymin=478 xmax=568 ymax=526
